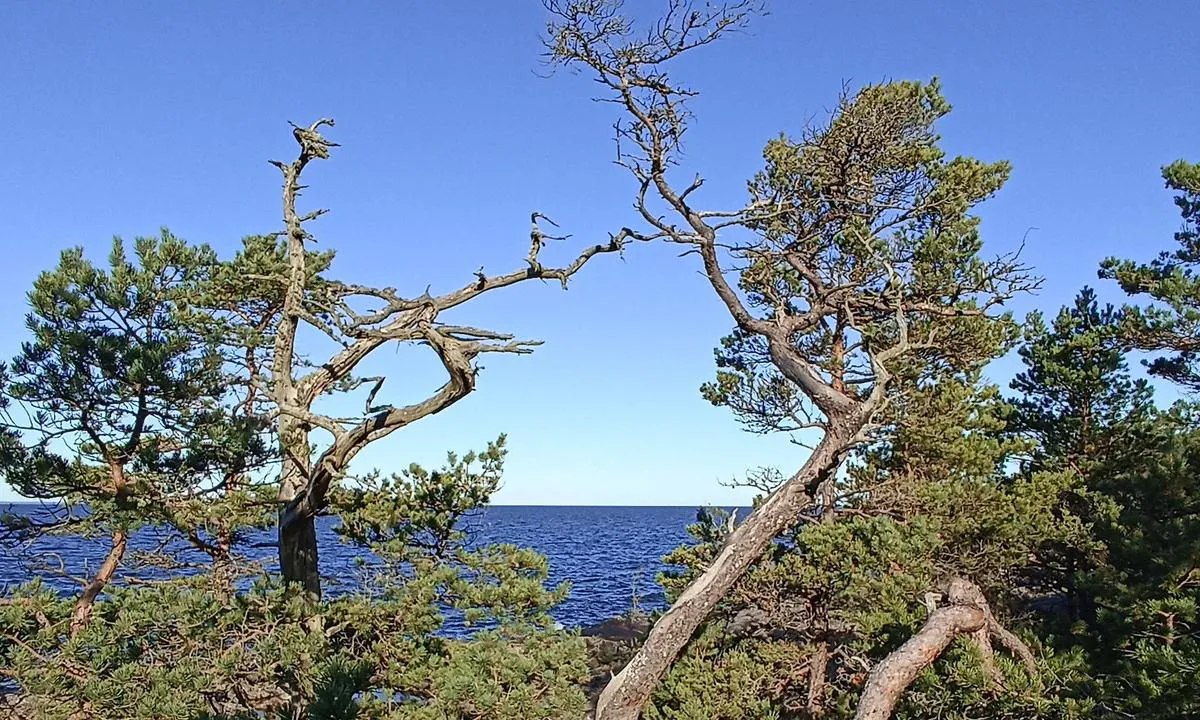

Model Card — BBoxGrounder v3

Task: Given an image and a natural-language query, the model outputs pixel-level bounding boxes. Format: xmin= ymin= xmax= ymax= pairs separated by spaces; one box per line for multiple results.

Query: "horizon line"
xmin=0 ymin=499 xmax=746 ymax=509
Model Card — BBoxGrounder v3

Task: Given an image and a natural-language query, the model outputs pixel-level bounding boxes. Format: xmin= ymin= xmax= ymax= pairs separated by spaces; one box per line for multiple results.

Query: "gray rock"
xmin=727 ymin=606 xmax=771 ymax=637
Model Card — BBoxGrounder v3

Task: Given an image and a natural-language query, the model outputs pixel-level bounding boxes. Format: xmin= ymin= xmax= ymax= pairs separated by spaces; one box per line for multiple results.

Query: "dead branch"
xmin=263 ymin=118 xmax=642 ymax=596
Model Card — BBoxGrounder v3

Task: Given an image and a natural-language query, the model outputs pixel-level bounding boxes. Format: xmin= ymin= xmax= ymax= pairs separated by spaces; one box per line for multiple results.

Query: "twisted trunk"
xmin=853 ymin=605 xmax=986 ymax=720
xmin=854 ymin=578 xmax=1037 ymax=720
xmin=69 ymin=528 xmax=127 ymax=636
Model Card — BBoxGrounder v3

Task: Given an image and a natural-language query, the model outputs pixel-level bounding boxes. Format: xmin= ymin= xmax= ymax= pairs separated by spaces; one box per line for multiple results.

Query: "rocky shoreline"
xmin=579 ymin=613 xmax=652 ymax=712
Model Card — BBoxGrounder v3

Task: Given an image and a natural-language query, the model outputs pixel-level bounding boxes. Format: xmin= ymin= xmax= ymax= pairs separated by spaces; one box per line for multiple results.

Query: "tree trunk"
xmin=853 ymin=577 xmax=1036 ymax=720
xmin=853 ymin=605 xmax=986 ymax=720
xmin=69 ymin=528 xmax=127 ymax=636
xmin=279 ymin=510 xmax=320 ymax=598
xmin=595 ymin=431 xmax=853 ymax=719
xmin=807 ymin=640 xmax=829 ymax=716
xmin=277 ymin=422 xmax=319 ymax=597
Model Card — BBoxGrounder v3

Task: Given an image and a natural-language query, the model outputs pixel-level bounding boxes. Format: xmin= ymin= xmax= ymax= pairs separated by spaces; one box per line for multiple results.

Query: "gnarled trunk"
xmin=596 ymin=430 xmax=854 ymax=719
xmin=854 ymin=578 xmax=1037 ymax=720
xmin=854 ymin=605 xmax=986 ymax=720
xmin=69 ymin=528 xmax=127 ymax=636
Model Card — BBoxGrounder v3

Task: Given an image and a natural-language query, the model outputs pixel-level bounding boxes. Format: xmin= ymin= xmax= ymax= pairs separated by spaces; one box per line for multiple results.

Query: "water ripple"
xmin=1 ymin=505 xmax=728 ymax=628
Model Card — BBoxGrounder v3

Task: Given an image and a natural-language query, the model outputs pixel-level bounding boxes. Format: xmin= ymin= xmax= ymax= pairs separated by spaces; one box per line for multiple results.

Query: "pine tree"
xmin=1011 ymin=287 xmax=1155 ymax=474
xmin=998 ymin=272 xmax=1200 ymax=717
xmin=0 ymin=232 xmax=271 ymax=633
xmin=214 ymin=120 xmax=635 ymax=599
xmin=1100 ymin=160 xmax=1200 ymax=390
xmin=0 ymin=231 xmax=590 ymax=719
xmin=648 ymin=371 xmax=1095 ymax=720
xmin=546 ymin=2 xmax=1036 ymax=711
xmin=1065 ymin=162 xmax=1200 ymax=717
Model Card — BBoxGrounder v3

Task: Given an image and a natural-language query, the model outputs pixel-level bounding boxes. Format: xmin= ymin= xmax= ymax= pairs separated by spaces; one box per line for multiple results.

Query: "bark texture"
xmin=807 ymin=641 xmax=830 ymax=716
xmin=853 ymin=578 xmax=1037 ymax=720
xmin=854 ymin=605 xmax=986 ymax=720
xmin=278 ymin=513 xmax=320 ymax=597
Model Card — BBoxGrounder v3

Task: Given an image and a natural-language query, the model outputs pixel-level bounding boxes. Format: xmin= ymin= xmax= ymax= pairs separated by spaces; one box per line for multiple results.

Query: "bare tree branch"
xmin=544 ymin=3 xmax=1037 ymax=717
xmin=262 ymin=118 xmax=640 ymax=596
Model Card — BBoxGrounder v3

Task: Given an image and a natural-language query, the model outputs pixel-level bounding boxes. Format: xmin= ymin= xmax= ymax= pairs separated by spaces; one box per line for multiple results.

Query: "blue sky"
xmin=1 ymin=2 xmax=1196 ymax=505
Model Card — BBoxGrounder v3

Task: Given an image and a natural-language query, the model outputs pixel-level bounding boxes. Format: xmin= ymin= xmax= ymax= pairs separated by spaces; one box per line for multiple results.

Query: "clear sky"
xmin=1 ymin=2 xmax=1196 ymax=505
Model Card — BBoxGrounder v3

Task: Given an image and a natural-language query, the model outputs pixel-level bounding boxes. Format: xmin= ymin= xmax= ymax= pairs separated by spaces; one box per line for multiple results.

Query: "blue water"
xmin=0 ymin=505 xmax=722 ymax=628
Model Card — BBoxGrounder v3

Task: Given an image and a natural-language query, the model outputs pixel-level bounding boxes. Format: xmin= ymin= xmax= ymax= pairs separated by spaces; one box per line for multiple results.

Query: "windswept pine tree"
xmin=546 ymin=2 xmax=1035 ymax=715
xmin=635 ymin=169 xmax=1200 ymax=720
xmin=210 ymin=120 xmax=639 ymax=598
xmin=0 ymin=121 xmax=615 ymax=719
xmin=2 ymin=4 xmax=1197 ymax=719
xmin=647 ymin=372 xmax=1095 ymax=720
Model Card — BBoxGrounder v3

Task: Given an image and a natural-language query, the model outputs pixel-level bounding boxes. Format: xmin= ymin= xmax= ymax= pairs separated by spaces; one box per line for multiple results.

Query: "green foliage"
xmin=1 ymin=442 xmax=589 ymax=719
xmin=0 ymin=234 xmax=586 ymax=719
xmin=4 ymin=69 xmax=1199 ymax=720
xmin=333 ymin=439 xmax=506 ymax=564
xmin=1100 ymin=160 xmax=1200 ymax=390
xmin=667 ymin=164 xmax=1200 ymax=717
xmin=313 ymin=439 xmax=589 ymax=719
xmin=1070 ymin=410 xmax=1200 ymax=718
xmin=654 ymin=79 xmax=1070 ymax=720
xmin=654 ymin=371 xmax=1095 ymax=718
xmin=990 ymin=249 xmax=1200 ymax=718
xmin=702 ymin=79 xmax=1024 ymax=435
xmin=1 ymin=232 xmax=227 ymax=496
xmin=642 ymin=623 xmax=784 ymax=720
xmin=1 ymin=579 xmax=329 ymax=720
xmin=1011 ymin=287 xmax=1155 ymax=473
xmin=891 ymin=643 xmax=1097 ymax=720
xmin=0 ymin=231 xmax=274 ymax=586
